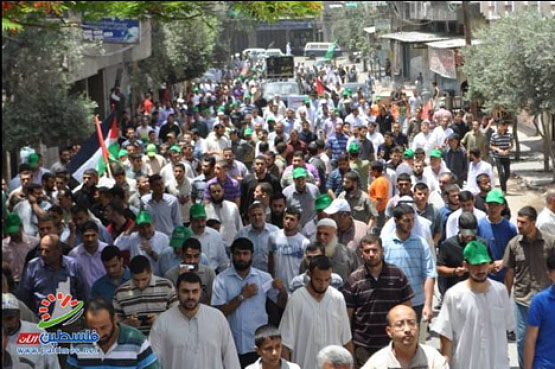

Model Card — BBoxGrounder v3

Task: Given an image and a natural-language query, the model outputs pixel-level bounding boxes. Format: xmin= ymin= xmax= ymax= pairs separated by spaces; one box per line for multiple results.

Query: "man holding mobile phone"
xmin=164 ymin=238 xmax=216 ymax=304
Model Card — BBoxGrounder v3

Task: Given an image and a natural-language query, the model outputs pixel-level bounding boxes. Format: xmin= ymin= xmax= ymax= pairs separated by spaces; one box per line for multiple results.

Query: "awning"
xmin=426 ymin=38 xmax=482 ymax=49
xmin=379 ymin=32 xmax=450 ymax=43
xmin=363 ymin=27 xmax=376 ymax=34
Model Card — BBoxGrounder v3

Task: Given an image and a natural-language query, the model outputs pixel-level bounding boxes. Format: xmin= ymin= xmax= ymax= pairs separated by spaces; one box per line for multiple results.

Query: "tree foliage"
xmin=2 ymin=27 xmax=97 ymax=151
xmin=461 ymin=11 xmax=555 ymax=173
xmin=461 ymin=11 xmax=555 ymax=116
xmin=330 ymin=5 xmax=382 ymax=59
xmin=2 ymin=1 xmax=323 ymax=33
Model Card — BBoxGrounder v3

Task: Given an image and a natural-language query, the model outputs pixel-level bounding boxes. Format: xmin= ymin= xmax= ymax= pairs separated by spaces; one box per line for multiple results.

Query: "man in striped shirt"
xmin=67 ymin=297 xmax=160 ymax=369
xmin=489 ymin=120 xmax=513 ymax=193
xmin=343 ymin=234 xmax=414 ymax=367
xmin=113 ymin=255 xmax=177 ymax=335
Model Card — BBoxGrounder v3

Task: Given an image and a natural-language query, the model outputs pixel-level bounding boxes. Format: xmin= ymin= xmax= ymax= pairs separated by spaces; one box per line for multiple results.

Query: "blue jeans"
xmin=515 ymin=302 xmax=528 ymax=369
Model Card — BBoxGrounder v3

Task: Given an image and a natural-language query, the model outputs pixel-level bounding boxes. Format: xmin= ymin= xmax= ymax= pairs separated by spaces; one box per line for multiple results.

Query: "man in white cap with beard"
xmin=2 ymin=293 xmax=60 ymax=369
xmin=315 ymin=218 xmax=359 ymax=281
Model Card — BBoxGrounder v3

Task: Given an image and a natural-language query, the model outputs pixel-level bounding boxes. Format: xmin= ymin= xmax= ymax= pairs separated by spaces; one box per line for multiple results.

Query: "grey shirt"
xmin=283 ymin=183 xmax=320 ymax=228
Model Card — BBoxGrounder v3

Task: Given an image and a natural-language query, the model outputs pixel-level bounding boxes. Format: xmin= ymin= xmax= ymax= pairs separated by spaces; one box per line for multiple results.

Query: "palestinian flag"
xmin=324 ymin=42 xmax=338 ymax=61
xmin=67 ymin=112 xmax=119 ymax=182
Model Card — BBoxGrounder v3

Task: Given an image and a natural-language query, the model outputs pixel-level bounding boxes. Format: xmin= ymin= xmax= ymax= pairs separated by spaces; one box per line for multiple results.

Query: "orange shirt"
xmin=369 ymin=176 xmax=389 ymax=212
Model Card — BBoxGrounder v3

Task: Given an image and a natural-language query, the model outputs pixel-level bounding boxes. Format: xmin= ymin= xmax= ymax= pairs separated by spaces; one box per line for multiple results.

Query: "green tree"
xmin=461 ymin=11 xmax=555 ymax=177
xmin=2 ymin=27 xmax=97 ymax=151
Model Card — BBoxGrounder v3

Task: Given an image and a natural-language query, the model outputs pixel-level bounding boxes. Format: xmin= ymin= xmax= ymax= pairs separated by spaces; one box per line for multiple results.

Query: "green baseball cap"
xmin=333 ymin=108 xmax=339 ymax=114
xmin=485 ymin=189 xmax=505 ymax=204
xmin=190 ymin=203 xmax=207 ymax=220
xmin=292 ymin=167 xmax=308 ymax=179
xmin=170 ymin=226 xmax=191 ymax=248
xmin=342 ymin=90 xmax=350 ymax=96
xmin=403 ymin=148 xmax=415 ymax=159
xmin=348 ymin=142 xmax=360 ymax=154
xmin=146 ymin=144 xmax=157 ymax=157
xmin=244 ymin=93 xmax=251 ymax=99
xmin=303 ymin=97 xmax=311 ymax=104
xmin=27 ymin=153 xmax=39 ymax=169
xmin=136 ymin=211 xmax=153 ymax=226
xmin=430 ymin=149 xmax=442 ymax=159
xmin=5 ymin=213 xmax=22 ymax=234
xmin=217 ymin=106 xmax=225 ymax=113
xmin=244 ymin=128 xmax=253 ymax=136
xmin=267 ymin=117 xmax=276 ymax=123
xmin=118 ymin=149 xmax=129 ymax=158
xmin=463 ymin=240 xmax=493 ymax=265
xmin=315 ymin=194 xmax=333 ymax=211
xmin=193 ymin=87 xmax=199 ymax=92
xmin=193 ymin=106 xmax=199 ymax=113
xmin=169 ymin=145 xmax=182 ymax=153
xmin=229 ymin=102 xmax=238 ymax=108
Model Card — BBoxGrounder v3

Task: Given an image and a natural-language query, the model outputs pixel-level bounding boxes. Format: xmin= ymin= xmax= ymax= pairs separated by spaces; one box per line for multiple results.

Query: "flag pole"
xmin=94 ymin=115 xmax=113 ymax=179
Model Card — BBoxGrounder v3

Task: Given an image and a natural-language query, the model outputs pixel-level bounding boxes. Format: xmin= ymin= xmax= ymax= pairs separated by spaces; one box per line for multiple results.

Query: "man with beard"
xmin=166 ymin=162 xmax=192 ymax=226
xmin=338 ymin=171 xmax=377 ymax=226
xmin=315 ymin=218 xmax=359 ymax=281
xmin=437 ymin=212 xmax=488 ymax=295
xmin=280 ymin=255 xmax=353 ymax=369
xmin=68 ymin=297 xmax=160 ymax=368
xmin=472 ymin=173 xmax=513 ymax=220
xmin=268 ymin=208 xmax=310 ymax=290
xmin=205 ymin=181 xmax=243 ymax=248
xmin=212 ymin=238 xmax=288 ymax=368
xmin=301 ymin=194 xmax=332 ymax=241
xmin=234 ymin=202 xmax=279 ymax=272
xmin=433 ymin=241 xmax=515 ymax=369
xmin=410 ymin=160 xmax=431 ymax=188
xmin=324 ymin=199 xmax=371 ymax=258
xmin=252 ymin=182 xmax=273 ymax=221
xmin=2 ymin=293 xmax=60 ymax=369
xmin=191 ymin=155 xmax=217 ymax=203
xmin=241 ymin=155 xmax=281 ymax=217
xmin=150 ymin=272 xmax=240 ymax=369
xmin=362 ymin=305 xmax=447 ymax=369
xmin=72 ymin=168 xmax=99 ymax=210
xmin=343 ymin=235 xmax=414 ymax=367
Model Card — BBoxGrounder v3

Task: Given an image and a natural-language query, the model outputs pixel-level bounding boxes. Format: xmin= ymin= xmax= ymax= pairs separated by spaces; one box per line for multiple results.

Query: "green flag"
xmin=324 ymin=42 xmax=338 ymax=61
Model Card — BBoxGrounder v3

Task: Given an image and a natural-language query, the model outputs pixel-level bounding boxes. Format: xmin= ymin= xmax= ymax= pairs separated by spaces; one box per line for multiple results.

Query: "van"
xmin=304 ymin=42 xmax=342 ymax=58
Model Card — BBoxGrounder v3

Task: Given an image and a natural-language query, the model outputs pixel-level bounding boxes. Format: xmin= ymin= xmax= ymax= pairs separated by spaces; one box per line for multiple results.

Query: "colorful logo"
xmin=37 ymin=292 xmax=84 ymax=329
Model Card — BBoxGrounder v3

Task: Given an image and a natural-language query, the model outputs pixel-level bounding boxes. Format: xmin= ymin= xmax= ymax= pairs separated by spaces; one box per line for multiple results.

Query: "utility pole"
xmin=462 ymin=1 xmax=472 ymax=46
xmin=462 ymin=0 xmax=478 ymax=118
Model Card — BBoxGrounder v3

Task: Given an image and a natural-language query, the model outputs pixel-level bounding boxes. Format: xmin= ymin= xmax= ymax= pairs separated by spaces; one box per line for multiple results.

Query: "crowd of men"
xmin=2 ymin=56 xmax=555 ymax=369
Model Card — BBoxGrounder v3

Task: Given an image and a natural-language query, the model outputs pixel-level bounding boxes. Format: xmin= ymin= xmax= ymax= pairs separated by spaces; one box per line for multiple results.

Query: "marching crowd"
xmin=2 ymin=58 xmax=555 ymax=369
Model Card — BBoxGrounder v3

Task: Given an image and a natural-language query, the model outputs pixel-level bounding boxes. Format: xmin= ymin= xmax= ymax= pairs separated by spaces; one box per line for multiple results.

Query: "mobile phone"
xmin=179 ymin=263 xmax=195 ymax=273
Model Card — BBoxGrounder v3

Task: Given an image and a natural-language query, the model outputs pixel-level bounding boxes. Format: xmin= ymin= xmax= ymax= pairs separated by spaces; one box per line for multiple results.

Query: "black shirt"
xmin=437 ymin=235 xmax=489 ymax=293
xmin=240 ymin=172 xmax=282 ymax=216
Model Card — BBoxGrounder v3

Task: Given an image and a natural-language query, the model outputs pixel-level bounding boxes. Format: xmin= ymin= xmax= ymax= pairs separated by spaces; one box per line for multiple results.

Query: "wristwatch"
xmin=237 ymin=294 xmax=245 ymax=303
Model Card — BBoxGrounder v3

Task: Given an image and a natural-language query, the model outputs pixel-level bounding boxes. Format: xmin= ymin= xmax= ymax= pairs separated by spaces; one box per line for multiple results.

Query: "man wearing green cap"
xmin=189 ymin=203 xmax=229 ymax=273
xmin=477 ymin=189 xmax=517 ymax=283
xmin=2 ymin=213 xmax=38 ymax=283
xmin=114 ymin=210 xmax=171 ymax=276
xmin=158 ymin=225 xmax=193 ymax=276
xmin=143 ymin=143 xmax=167 ymax=176
xmin=423 ymin=148 xmax=450 ymax=194
xmin=433 ymin=240 xmax=515 ymax=369
xmin=283 ymin=167 xmax=320 ymax=228
xmin=301 ymin=193 xmax=333 ymax=240
xmin=159 ymin=145 xmax=186 ymax=187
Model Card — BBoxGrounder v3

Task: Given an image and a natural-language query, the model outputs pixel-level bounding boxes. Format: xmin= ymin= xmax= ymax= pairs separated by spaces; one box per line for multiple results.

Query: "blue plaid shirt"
xmin=327 ymin=133 xmax=348 ymax=160
xmin=382 ymin=232 xmax=437 ymax=307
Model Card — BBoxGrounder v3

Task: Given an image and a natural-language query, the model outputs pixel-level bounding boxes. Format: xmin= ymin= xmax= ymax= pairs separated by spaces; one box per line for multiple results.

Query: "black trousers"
xmin=495 ymin=157 xmax=511 ymax=192
xmin=239 ymin=352 xmax=259 ymax=368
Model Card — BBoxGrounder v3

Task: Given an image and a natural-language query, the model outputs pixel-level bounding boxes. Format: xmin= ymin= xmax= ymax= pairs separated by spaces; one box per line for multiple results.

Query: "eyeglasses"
xmin=390 ymin=319 xmax=417 ymax=331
